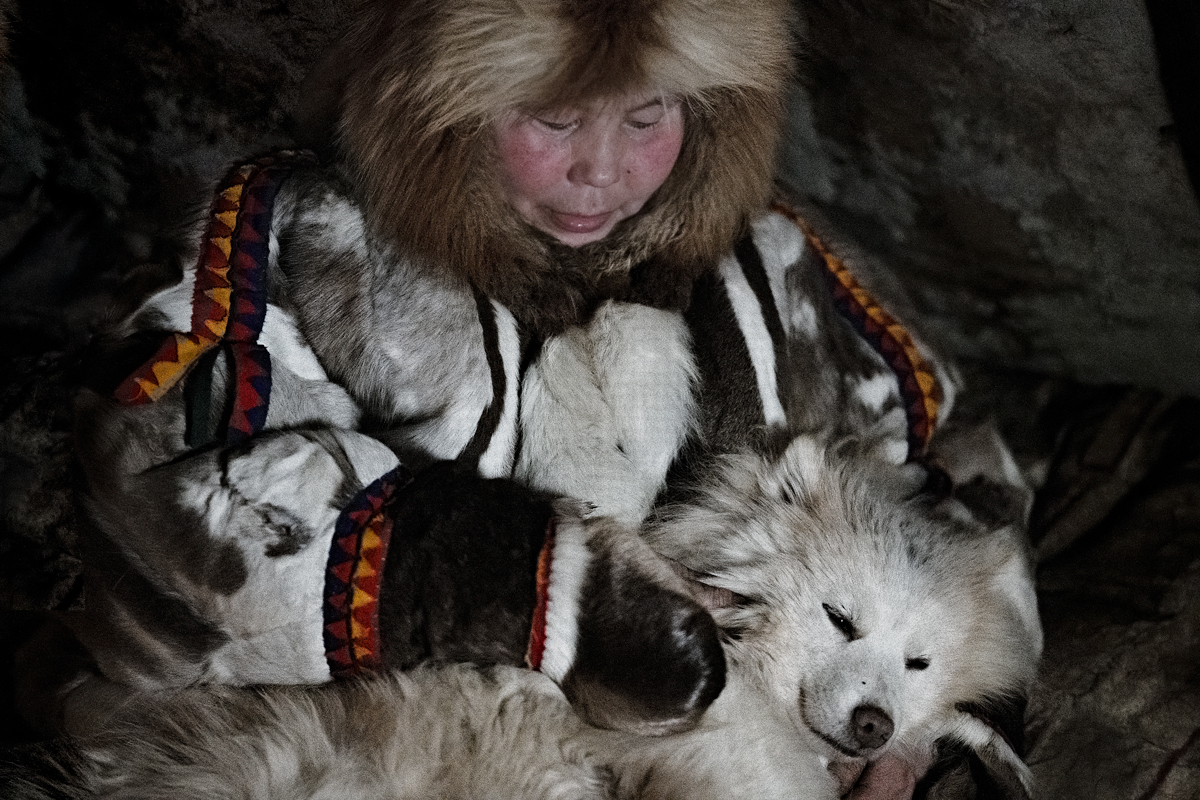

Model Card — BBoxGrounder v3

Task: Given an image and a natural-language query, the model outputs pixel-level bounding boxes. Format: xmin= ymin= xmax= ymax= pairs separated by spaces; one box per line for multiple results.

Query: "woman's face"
xmin=494 ymin=92 xmax=685 ymax=247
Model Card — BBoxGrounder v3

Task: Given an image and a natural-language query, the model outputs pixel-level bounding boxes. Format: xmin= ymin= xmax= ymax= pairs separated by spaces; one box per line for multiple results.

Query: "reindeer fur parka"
xmin=71 ymin=0 xmax=975 ymax=743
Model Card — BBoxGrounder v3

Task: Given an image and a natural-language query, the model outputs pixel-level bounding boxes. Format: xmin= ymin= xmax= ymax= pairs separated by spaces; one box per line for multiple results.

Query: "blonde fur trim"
xmin=335 ymin=0 xmax=794 ymax=332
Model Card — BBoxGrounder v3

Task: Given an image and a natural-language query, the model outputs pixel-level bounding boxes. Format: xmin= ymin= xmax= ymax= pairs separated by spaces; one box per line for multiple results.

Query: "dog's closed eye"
xmin=822 ymin=603 xmax=858 ymax=641
xmin=905 ymin=656 xmax=930 ymax=671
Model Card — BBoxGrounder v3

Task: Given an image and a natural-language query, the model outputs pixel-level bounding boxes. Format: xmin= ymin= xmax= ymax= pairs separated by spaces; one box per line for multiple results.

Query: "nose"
xmin=567 ymin=124 xmax=622 ymax=188
xmin=851 ymin=704 xmax=894 ymax=751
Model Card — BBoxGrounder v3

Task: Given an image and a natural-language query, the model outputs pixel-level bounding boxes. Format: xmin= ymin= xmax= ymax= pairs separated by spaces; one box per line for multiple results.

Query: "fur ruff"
xmin=332 ymin=0 xmax=794 ymax=333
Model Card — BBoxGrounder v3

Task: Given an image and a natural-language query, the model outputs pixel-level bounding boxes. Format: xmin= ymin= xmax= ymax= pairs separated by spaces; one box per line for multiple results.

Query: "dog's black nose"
xmin=851 ymin=704 xmax=894 ymax=750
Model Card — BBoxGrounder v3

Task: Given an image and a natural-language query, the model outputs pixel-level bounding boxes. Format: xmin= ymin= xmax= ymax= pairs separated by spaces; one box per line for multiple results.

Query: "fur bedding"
xmin=2 ymin=663 xmax=836 ymax=800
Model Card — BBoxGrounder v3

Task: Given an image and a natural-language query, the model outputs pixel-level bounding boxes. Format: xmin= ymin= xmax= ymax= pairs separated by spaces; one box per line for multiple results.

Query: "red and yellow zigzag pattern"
xmin=114 ymin=166 xmax=254 ymax=405
xmin=113 ymin=151 xmax=314 ymax=443
xmin=323 ymin=465 xmax=411 ymax=678
xmin=772 ymin=203 xmax=942 ymax=457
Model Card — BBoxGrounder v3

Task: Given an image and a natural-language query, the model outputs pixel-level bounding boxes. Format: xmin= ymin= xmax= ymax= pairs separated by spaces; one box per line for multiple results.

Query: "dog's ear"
xmin=986 ymin=530 xmax=1044 ymax=664
xmin=667 ymin=560 xmax=745 ymax=612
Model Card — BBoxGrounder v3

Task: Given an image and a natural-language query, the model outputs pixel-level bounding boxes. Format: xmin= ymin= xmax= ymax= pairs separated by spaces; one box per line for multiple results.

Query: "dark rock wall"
xmin=2 ymin=0 xmax=348 ymax=249
xmin=781 ymin=0 xmax=1200 ymax=396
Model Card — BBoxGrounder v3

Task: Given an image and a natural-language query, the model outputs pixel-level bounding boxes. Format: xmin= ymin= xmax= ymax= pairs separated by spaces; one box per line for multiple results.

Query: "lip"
xmin=547 ymin=210 xmax=613 ymax=235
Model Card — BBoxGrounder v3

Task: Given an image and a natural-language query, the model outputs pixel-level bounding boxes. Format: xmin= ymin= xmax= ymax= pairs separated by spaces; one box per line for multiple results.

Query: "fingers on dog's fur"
xmin=553 ymin=519 xmax=726 ymax=737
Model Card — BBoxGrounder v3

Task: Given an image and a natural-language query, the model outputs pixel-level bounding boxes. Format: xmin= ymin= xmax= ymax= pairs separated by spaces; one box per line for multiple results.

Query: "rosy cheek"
xmin=632 ymin=126 xmax=684 ymax=188
xmin=497 ymin=127 xmax=564 ymax=195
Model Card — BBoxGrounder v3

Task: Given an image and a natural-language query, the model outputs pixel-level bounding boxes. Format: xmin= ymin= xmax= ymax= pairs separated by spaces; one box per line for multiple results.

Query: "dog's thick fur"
xmin=5 ymin=664 xmax=836 ymax=800
xmin=648 ymin=434 xmax=1043 ymax=794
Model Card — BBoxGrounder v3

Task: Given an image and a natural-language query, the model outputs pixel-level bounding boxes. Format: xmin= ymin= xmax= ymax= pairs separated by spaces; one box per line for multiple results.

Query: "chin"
xmin=551 ymin=227 xmax=616 ymax=247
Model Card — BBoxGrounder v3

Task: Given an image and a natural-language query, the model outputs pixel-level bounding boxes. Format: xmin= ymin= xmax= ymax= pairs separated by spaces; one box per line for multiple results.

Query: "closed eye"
xmin=822 ymin=603 xmax=858 ymax=641
xmin=535 ymin=117 xmax=578 ymax=133
xmin=906 ymin=656 xmax=930 ymax=671
xmin=626 ymin=116 xmax=662 ymax=131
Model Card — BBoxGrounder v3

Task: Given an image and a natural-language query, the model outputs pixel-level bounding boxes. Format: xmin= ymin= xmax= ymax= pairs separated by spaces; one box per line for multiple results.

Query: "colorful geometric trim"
xmin=114 ymin=150 xmax=317 ymax=443
xmin=323 ymin=465 xmax=413 ymax=679
xmin=525 ymin=520 xmax=557 ymax=672
xmin=772 ymin=203 xmax=942 ymax=458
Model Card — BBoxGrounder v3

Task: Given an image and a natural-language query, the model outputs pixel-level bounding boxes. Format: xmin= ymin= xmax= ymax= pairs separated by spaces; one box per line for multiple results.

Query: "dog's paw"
xmin=535 ymin=515 xmax=726 ymax=736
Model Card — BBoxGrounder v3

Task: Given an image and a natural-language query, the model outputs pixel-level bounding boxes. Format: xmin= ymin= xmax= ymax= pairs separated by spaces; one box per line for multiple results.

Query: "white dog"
xmin=646 ymin=434 xmax=1044 ymax=796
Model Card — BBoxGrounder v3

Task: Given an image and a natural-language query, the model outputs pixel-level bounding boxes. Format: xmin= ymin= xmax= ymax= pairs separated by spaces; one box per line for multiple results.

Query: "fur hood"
xmin=315 ymin=0 xmax=793 ymax=333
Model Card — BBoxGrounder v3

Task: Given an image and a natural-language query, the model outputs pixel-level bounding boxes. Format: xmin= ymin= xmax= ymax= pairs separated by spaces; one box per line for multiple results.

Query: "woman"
xmin=61 ymin=1 xmax=1032 ymax=798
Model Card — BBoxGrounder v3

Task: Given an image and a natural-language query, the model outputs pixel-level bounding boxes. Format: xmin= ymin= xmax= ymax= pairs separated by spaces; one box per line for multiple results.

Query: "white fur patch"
xmin=752 ymin=212 xmax=821 ymax=340
xmin=752 ymin=212 xmax=806 ymax=310
xmin=992 ymin=543 xmax=1044 ymax=661
xmin=718 ymin=255 xmax=786 ymax=427
xmin=945 ymin=713 xmax=1035 ymax=796
xmin=394 ymin=336 xmax=494 ymax=463
xmin=203 ymin=546 xmax=332 ymax=686
xmin=853 ymin=374 xmax=897 ymax=413
xmin=790 ymin=299 xmax=820 ymax=339
xmin=329 ymin=429 xmax=402 ymax=489
xmin=478 ymin=301 xmax=521 ymax=479
xmin=259 ymin=306 xmax=362 ymax=430
xmin=260 ymin=304 xmax=331 ymax=382
xmin=881 ymin=437 xmax=909 ymax=466
xmin=172 ymin=435 xmax=365 ymax=685
xmin=539 ymin=518 xmax=591 ymax=684
xmin=607 ymin=672 xmax=837 ymax=799
xmin=303 ymin=192 xmax=371 ymax=260
xmin=516 ymin=302 xmax=696 ymax=526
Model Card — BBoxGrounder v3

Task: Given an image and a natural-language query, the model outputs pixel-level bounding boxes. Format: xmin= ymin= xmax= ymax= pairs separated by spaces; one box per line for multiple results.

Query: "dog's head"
xmin=646 ymin=435 xmax=1042 ymax=792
